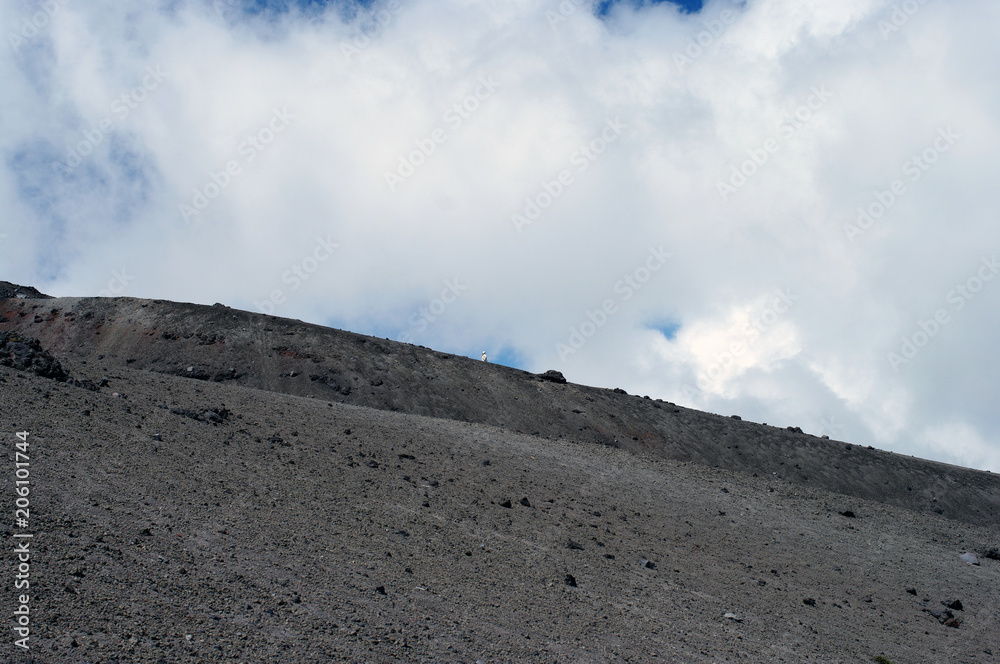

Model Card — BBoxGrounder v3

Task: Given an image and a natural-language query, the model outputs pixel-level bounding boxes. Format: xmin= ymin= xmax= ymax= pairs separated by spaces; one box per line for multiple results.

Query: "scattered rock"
xmin=170 ymin=407 xmax=201 ymax=420
xmin=564 ymin=574 xmax=577 ymax=587
xmin=566 ymin=539 xmax=584 ymax=551
xmin=0 ymin=332 xmax=68 ymax=380
xmin=803 ymin=598 xmax=816 ymax=606
xmin=499 ymin=499 xmax=512 ymax=509
xmin=839 ymin=510 xmax=856 ymax=518
xmin=639 ymin=558 xmax=655 ymax=569
xmin=613 ymin=388 xmax=627 ymax=395
xmin=519 ymin=497 xmax=531 ymax=507
xmin=203 ymin=410 xmax=225 ymax=424
xmin=537 ymin=370 xmax=567 ymax=384
xmin=942 ymin=599 xmax=963 ymax=611
xmin=906 ymin=587 xmax=917 ymax=595
xmin=178 ymin=366 xmax=213 ymax=380
xmin=65 ymin=377 xmax=99 ymax=391
xmin=212 ymin=368 xmax=242 ymax=382
xmin=730 ymin=415 xmax=741 ymax=420
xmin=375 ymin=585 xmax=386 ymax=595
xmin=960 ymin=552 xmax=980 ymax=566
xmin=722 ymin=612 xmax=742 ymax=622
xmin=786 ymin=426 xmax=803 ymax=434
xmin=924 ymin=608 xmax=962 ymax=628
xmin=981 ymin=548 xmax=1000 ymax=561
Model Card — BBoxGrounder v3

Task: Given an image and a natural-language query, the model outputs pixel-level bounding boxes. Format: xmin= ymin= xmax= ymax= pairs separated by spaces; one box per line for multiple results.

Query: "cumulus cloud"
xmin=2 ymin=0 xmax=998 ymax=470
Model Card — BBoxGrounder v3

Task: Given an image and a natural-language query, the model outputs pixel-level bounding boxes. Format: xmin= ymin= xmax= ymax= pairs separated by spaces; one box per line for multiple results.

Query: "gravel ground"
xmin=0 ymin=293 xmax=998 ymax=663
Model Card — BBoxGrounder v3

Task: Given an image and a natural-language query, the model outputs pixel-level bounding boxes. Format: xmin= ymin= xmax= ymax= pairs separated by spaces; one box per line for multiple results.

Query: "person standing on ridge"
xmin=481 ymin=350 xmax=488 ymax=362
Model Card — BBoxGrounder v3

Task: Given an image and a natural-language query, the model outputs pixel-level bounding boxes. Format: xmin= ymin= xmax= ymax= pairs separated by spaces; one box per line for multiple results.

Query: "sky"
xmin=2 ymin=0 xmax=999 ymax=471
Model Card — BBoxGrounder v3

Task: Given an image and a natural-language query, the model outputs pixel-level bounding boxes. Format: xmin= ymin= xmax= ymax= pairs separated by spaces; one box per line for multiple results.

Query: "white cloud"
xmin=2 ymin=0 xmax=998 ymax=470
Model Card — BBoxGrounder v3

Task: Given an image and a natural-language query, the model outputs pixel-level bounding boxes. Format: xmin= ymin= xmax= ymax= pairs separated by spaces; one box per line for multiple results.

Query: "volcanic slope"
xmin=2 ymin=355 xmax=999 ymax=663
xmin=3 ymin=294 xmax=1000 ymax=528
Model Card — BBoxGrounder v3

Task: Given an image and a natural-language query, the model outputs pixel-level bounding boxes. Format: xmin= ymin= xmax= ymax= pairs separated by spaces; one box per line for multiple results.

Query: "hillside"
xmin=3 ymin=293 xmax=999 ymax=528
xmin=0 ymin=288 xmax=998 ymax=663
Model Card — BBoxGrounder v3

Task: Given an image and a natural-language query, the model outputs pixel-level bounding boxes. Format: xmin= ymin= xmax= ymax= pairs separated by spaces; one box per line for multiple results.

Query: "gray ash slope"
xmin=3 ymin=293 xmax=999 ymax=528
xmin=1 ymin=288 xmax=1000 ymax=663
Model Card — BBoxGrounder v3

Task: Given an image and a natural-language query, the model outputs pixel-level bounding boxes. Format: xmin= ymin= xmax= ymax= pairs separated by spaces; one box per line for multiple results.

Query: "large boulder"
xmin=0 ymin=332 xmax=68 ymax=380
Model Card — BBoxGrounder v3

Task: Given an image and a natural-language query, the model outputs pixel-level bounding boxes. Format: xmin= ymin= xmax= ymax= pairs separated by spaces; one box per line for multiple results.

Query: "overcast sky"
xmin=3 ymin=0 xmax=999 ymax=471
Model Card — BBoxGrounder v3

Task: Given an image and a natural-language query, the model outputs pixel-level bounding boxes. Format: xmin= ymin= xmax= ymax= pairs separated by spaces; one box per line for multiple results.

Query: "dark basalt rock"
xmin=538 ymin=370 xmax=567 ymax=384
xmin=0 ymin=332 xmax=68 ymax=380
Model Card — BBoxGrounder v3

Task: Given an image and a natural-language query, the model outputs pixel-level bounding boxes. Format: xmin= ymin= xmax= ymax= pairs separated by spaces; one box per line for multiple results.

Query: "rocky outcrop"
xmin=0 ymin=281 xmax=52 ymax=299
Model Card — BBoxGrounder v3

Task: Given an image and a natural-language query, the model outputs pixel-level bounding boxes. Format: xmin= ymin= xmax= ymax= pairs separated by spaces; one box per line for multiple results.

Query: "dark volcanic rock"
xmin=0 ymin=281 xmax=52 ymax=299
xmin=537 ymin=370 xmax=567 ymax=384
xmin=924 ymin=608 xmax=962 ymax=628
xmin=65 ymin=376 xmax=99 ymax=391
xmin=170 ymin=407 xmax=202 ymax=420
xmin=0 ymin=332 xmax=68 ymax=380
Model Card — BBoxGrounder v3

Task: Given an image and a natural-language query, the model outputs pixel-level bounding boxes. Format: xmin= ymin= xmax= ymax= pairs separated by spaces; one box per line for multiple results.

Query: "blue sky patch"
xmin=490 ymin=345 xmax=529 ymax=370
xmin=597 ymin=0 xmax=704 ymax=16
xmin=649 ymin=320 xmax=681 ymax=340
xmin=216 ymin=0 xmax=703 ymax=21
